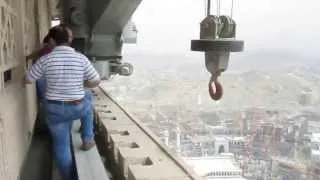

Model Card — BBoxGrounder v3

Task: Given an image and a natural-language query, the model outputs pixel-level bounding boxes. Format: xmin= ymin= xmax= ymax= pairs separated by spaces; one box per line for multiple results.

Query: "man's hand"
xmin=84 ymin=79 xmax=100 ymax=88
xmin=21 ymin=76 xmax=27 ymax=87
xmin=22 ymin=75 xmax=32 ymax=86
xmin=26 ymin=54 xmax=35 ymax=62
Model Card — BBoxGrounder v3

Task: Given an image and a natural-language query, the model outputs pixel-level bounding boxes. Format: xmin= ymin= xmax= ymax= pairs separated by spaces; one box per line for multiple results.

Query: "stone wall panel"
xmin=0 ymin=0 xmax=51 ymax=179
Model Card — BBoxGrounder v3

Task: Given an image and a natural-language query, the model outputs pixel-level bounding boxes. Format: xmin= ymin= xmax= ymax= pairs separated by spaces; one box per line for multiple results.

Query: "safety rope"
xmin=205 ymin=0 xmax=207 ymax=16
xmin=231 ymin=0 xmax=234 ymax=19
xmin=206 ymin=0 xmax=211 ymax=16
xmin=216 ymin=0 xmax=221 ymax=17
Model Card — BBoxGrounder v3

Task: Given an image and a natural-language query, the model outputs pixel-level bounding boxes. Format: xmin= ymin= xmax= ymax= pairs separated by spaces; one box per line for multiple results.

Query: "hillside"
xmin=101 ymin=53 xmax=320 ymax=112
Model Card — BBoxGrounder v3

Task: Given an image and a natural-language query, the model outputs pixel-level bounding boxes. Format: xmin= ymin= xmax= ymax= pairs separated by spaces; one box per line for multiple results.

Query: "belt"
xmin=47 ymin=98 xmax=83 ymax=105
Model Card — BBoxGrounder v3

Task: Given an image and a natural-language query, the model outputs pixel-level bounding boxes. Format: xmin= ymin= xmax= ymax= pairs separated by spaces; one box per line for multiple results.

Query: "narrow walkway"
xmin=71 ymin=121 xmax=110 ymax=180
xmin=19 ymin=128 xmax=53 ymax=180
xmin=19 ymin=105 xmax=112 ymax=180
xmin=19 ymin=105 xmax=54 ymax=180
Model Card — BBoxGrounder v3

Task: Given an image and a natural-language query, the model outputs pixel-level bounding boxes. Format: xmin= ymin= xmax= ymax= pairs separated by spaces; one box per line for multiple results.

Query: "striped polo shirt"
xmin=27 ymin=46 xmax=100 ymax=101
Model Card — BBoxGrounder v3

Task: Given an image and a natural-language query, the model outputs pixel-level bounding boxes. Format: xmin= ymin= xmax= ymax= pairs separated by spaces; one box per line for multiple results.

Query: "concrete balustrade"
xmin=92 ymin=87 xmax=203 ymax=180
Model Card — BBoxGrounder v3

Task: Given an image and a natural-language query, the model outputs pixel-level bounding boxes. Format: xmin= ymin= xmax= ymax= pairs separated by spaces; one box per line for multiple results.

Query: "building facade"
xmin=0 ymin=0 xmax=55 ymax=179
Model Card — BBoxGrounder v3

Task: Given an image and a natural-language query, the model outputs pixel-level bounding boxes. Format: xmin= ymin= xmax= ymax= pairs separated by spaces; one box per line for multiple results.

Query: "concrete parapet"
xmin=93 ymin=87 xmax=203 ymax=180
xmin=128 ymin=164 xmax=191 ymax=180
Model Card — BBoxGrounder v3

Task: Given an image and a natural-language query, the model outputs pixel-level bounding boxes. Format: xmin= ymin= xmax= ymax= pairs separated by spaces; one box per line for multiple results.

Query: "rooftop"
xmin=207 ymin=178 xmax=246 ymax=180
xmin=183 ymin=155 xmax=243 ymax=177
xmin=311 ymin=133 xmax=320 ymax=143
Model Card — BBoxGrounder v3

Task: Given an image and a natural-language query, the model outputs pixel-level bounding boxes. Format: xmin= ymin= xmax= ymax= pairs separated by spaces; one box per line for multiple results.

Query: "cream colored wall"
xmin=0 ymin=0 xmax=51 ymax=179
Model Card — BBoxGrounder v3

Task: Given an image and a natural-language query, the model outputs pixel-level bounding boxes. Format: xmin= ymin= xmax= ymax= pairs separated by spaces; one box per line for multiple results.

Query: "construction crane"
xmin=59 ymin=0 xmax=244 ymax=101
xmin=58 ymin=0 xmax=141 ymax=79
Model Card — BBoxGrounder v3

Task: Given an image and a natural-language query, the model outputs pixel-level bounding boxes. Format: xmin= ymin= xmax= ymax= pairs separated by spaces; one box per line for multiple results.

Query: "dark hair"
xmin=59 ymin=23 xmax=70 ymax=30
xmin=43 ymin=35 xmax=50 ymax=43
xmin=48 ymin=25 xmax=69 ymax=45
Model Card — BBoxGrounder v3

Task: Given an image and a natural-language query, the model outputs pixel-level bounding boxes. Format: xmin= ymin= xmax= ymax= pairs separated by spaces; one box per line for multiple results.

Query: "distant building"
xmin=271 ymin=157 xmax=318 ymax=180
xmin=229 ymin=137 xmax=245 ymax=158
xmin=262 ymin=124 xmax=274 ymax=138
xmin=273 ymin=127 xmax=282 ymax=142
xmin=184 ymin=154 xmax=246 ymax=180
xmin=207 ymin=126 xmax=232 ymax=135
xmin=298 ymin=90 xmax=313 ymax=106
xmin=261 ymin=123 xmax=282 ymax=143
xmin=214 ymin=137 xmax=230 ymax=154
xmin=311 ymin=133 xmax=320 ymax=163
xmin=240 ymin=112 xmax=248 ymax=136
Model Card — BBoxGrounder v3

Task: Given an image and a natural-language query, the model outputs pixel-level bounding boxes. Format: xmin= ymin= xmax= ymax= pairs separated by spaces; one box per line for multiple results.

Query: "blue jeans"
xmin=45 ymin=94 xmax=94 ymax=180
xmin=36 ymin=77 xmax=46 ymax=102
xmin=81 ymin=90 xmax=94 ymax=143
xmin=38 ymin=77 xmax=94 ymax=142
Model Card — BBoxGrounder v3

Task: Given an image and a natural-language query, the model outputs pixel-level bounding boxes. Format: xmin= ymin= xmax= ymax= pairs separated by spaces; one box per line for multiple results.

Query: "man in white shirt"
xmin=24 ymin=25 xmax=100 ymax=180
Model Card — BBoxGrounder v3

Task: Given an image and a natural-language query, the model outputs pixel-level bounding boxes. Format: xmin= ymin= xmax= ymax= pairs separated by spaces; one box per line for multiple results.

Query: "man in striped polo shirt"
xmin=26 ymin=25 xmax=96 ymax=151
xmin=24 ymin=25 xmax=100 ymax=180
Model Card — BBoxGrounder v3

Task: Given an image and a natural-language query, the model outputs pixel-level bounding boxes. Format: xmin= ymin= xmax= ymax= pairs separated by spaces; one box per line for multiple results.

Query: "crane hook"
xmin=208 ymin=72 xmax=223 ymax=101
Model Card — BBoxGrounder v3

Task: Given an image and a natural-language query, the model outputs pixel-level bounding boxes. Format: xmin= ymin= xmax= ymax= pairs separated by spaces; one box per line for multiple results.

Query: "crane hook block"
xmin=191 ymin=15 xmax=244 ymax=101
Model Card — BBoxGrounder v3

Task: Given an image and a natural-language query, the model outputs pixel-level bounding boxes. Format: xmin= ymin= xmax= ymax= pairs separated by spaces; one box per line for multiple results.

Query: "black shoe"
xmin=78 ymin=125 xmax=82 ymax=133
xmin=81 ymin=140 xmax=96 ymax=151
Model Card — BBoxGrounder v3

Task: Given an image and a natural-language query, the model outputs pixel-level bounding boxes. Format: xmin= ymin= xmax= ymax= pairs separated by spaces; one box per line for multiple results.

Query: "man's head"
xmin=47 ymin=24 xmax=73 ymax=46
xmin=43 ymin=34 xmax=55 ymax=47
xmin=60 ymin=24 xmax=73 ymax=43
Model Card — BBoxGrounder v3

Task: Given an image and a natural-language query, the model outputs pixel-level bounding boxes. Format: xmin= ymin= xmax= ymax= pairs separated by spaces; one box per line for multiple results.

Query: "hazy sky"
xmin=124 ymin=0 xmax=320 ymax=57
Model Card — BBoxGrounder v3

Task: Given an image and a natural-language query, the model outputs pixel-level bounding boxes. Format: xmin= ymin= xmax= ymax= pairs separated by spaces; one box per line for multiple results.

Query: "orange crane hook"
xmin=209 ymin=77 xmax=223 ymax=101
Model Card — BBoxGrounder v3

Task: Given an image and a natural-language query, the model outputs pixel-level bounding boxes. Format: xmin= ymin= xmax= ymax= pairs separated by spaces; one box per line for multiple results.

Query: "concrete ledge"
xmin=110 ymin=131 xmax=160 ymax=164
xmin=117 ymin=147 xmax=151 ymax=179
xmin=52 ymin=160 xmax=61 ymax=180
xmin=71 ymin=120 xmax=110 ymax=180
xmin=93 ymin=87 xmax=203 ymax=180
xmin=128 ymin=164 xmax=191 ymax=180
